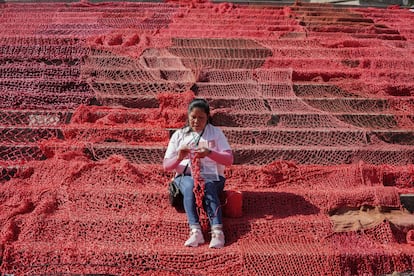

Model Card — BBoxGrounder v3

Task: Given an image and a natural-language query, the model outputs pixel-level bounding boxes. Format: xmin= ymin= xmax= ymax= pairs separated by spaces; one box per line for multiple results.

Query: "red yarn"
xmin=191 ymin=153 xmax=209 ymax=232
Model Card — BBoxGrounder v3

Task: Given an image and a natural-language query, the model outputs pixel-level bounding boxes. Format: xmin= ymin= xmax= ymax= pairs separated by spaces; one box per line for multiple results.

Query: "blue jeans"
xmin=174 ymin=175 xmax=225 ymax=227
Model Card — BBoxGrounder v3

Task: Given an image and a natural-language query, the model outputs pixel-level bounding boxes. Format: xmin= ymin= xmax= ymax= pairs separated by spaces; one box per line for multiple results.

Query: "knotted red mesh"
xmin=0 ymin=1 xmax=414 ymax=275
xmin=191 ymin=153 xmax=209 ymax=232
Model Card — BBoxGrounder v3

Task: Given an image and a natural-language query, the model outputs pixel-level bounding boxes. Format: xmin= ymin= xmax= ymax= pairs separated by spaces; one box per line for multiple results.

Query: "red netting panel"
xmin=205 ymin=98 xmax=270 ymax=112
xmin=0 ymin=110 xmax=71 ymax=127
xmin=0 ymin=153 xmax=412 ymax=274
xmin=0 ymin=2 xmax=181 ymax=37
xmin=232 ymin=145 xmax=414 ymax=166
xmin=238 ymin=221 xmax=412 ymax=275
xmin=0 ymin=36 xmax=93 ymax=110
xmin=0 ymin=127 xmax=62 ymax=144
xmin=82 ymin=46 xmax=202 ymax=104
xmin=181 ymin=57 xmax=268 ymax=69
xmin=0 ymin=44 xmax=89 ymax=60
xmin=2 ymin=244 xmax=244 ymax=275
xmin=195 ymin=68 xmax=291 ymax=83
xmin=0 ymin=153 xmax=236 ymax=275
xmin=160 ymin=5 xmax=303 ymax=39
xmin=355 ymin=7 xmax=414 ymax=40
xmin=0 ymin=5 xmax=60 ymax=36
xmin=228 ymin=162 xmax=402 ymax=210
xmin=67 ymin=102 xmax=188 ymax=128
xmin=239 ymin=221 xmax=414 ymax=275
xmin=0 ymin=89 xmax=92 ymax=110
xmin=222 ymin=128 xmax=369 ymax=147
xmin=0 ymin=155 xmax=413 ymax=274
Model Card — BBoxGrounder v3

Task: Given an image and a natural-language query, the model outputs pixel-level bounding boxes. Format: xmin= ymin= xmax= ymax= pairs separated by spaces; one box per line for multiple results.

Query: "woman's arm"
xmin=163 ymin=146 xmax=192 ymax=172
xmin=163 ymin=156 xmax=181 ymax=171
xmin=208 ymin=149 xmax=233 ymax=166
xmin=196 ymin=148 xmax=233 ymax=166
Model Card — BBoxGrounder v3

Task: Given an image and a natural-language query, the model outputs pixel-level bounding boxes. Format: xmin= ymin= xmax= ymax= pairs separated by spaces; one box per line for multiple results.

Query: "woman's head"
xmin=187 ymin=98 xmax=211 ymax=132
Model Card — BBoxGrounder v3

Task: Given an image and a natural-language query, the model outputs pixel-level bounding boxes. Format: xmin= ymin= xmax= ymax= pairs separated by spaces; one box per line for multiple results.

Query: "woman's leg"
xmin=175 ymin=175 xmax=204 ymax=247
xmin=203 ymin=176 xmax=225 ymax=226
xmin=203 ymin=176 xmax=226 ymax=248
xmin=175 ymin=175 xmax=199 ymax=226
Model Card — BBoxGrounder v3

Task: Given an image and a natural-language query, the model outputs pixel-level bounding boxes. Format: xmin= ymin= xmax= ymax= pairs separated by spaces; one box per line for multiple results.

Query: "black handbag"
xmin=168 ymin=179 xmax=183 ymax=209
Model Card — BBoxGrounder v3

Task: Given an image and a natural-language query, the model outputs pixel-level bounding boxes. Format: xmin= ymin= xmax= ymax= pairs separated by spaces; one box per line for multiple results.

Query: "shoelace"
xmin=211 ymin=230 xmax=223 ymax=238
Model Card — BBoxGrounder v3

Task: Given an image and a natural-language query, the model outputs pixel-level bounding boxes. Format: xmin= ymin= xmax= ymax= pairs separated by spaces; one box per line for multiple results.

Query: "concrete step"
xmin=163 ymin=44 xmax=402 ymax=60
xmin=0 ymin=240 xmax=322 ymax=274
xmin=0 ymin=144 xmax=46 ymax=162
xmin=0 ymin=78 xmax=91 ymax=94
xmin=0 ymin=126 xmax=64 ymax=143
xmin=3 ymin=141 xmax=413 ymax=165
xmin=1 ymin=106 xmax=411 ymax=129
xmin=348 ymin=33 xmax=407 ymax=40
xmin=0 ymin=57 xmax=81 ymax=67
xmin=85 ymin=51 xmax=142 ymax=68
xmin=167 ymin=47 xmax=273 ymax=59
xmin=90 ymin=81 xmax=193 ymax=96
xmin=171 ymin=18 xmax=293 ymax=26
xmin=0 ymin=65 xmax=80 ymax=79
xmin=2 ymin=220 xmax=413 ymax=275
xmin=2 ymin=161 xmax=413 ymax=217
xmin=307 ymin=31 xmax=407 ymax=40
xmin=306 ymin=25 xmax=401 ymax=35
xmin=195 ymin=82 xmax=407 ymax=101
xmin=0 ymin=91 xmax=93 ymax=110
xmin=85 ymin=68 xmax=195 ymax=82
xmin=159 ymin=28 xmax=288 ymax=39
xmin=0 ymin=125 xmax=367 ymax=146
xmin=0 ymin=36 xmax=84 ymax=46
xmin=0 ymin=2 xmax=176 ymax=12
xmin=167 ymin=23 xmax=297 ymax=32
xmin=0 ymin=45 xmax=89 ymax=59
xmin=0 ymin=109 xmax=72 ymax=126
xmin=193 ymin=68 xmax=292 ymax=83
xmin=77 ymin=143 xmax=414 ymax=165
xmin=6 ymin=187 xmax=401 ymax=242
xmin=143 ymin=56 xmax=268 ymax=69
xmin=263 ymin=56 xmax=414 ymax=71
xmin=2 ymin=104 xmax=409 ymax=126
xmin=11 ymin=213 xmax=333 ymax=248
xmin=300 ymin=17 xmax=375 ymax=24
xmin=3 ymin=125 xmax=414 ymax=146
xmin=194 ymin=82 xmax=293 ymax=98
xmin=171 ymin=37 xmax=280 ymax=48
xmin=272 ymin=47 xmax=405 ymax=59
xmin=211 ymin=110 xmax=412 ymax=129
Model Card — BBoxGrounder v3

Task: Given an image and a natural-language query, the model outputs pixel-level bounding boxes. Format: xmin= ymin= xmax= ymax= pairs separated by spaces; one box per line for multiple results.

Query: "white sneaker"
xmin=184 ymin=228 xmax=205 ymax=247
xmin=209 ymin=230 xmax=225 ymax=249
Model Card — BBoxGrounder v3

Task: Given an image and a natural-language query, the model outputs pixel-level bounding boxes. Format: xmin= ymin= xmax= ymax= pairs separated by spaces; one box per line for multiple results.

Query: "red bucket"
xmin=221 ymin=190 xmax=243 ymax=218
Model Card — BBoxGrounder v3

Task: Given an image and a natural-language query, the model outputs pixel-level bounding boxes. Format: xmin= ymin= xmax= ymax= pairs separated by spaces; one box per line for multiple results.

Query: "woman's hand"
xmin=177 ymin=146 xmax=191 ymax=161
xmin=194 ymin=147 xmax=211 ymax=159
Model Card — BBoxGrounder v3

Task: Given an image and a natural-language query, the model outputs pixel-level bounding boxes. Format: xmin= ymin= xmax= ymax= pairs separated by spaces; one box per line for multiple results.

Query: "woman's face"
xmin=188 ymin=107 xmax=208 ymax=132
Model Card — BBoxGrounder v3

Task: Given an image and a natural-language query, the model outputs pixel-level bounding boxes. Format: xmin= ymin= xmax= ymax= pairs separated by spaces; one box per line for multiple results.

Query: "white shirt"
xmin=164 ymin=124 xmax=231 ymax=177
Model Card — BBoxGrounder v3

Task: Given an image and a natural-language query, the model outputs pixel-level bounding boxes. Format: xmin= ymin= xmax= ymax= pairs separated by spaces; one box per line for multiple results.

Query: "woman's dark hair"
xmin=188 ymin=98 xmax=210 ymax=117
xmin=184 ymin=98 xmax=212 ymax=131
